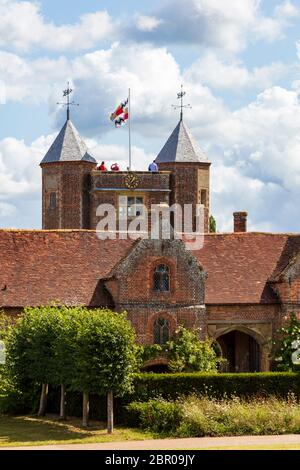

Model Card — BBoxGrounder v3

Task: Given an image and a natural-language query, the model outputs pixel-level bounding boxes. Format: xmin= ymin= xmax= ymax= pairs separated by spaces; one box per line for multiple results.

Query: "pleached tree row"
xmin=4 ymin=306 xmax=138 ymax=432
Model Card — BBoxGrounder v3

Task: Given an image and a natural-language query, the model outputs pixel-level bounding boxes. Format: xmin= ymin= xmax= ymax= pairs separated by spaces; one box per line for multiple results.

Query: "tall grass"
xmin=128 ymin=395 xmax=300 ymax=437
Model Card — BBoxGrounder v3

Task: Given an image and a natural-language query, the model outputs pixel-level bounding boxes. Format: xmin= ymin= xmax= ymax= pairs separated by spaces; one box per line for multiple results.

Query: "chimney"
xmin=233 ymin=212 xmax=248 ymax=233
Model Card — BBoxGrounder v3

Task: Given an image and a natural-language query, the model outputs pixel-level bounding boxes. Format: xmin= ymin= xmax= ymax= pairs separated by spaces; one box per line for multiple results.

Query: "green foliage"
xmin=167 ymin=327 xmax=220 ymax=372
xmin=209 ymin=215 xmax=217 ymax=233
xmin=70 ymin=309 xmax=138 ymax=396
xmin=127 ymin=399 xmax=182 ymax=433
xmin=5 ymin=307 xmax=61 ymax=388
xmin=132 ymin=372 xmax=300 ymax=401
xmin=2 ymin=307 xmax=138 ymax=413
xmin=128 ymin=395 xmax=300 ymax=437
xmin=44 ymin=371 xmax=300 ymax=423
xmin=0 ymin=312 xmax=15 ymax=341
xmin=273 ymin=313 xmax=300 ymax=371
xmin=137 ymin=344 xmax=163 ymax=364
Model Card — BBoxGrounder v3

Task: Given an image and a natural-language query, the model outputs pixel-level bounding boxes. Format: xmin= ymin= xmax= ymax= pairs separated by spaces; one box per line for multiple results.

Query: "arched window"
xmin=154 ymin=264 xmax=170 ymax=292
xmin=154 ymin=318 xmax=170 ymax=345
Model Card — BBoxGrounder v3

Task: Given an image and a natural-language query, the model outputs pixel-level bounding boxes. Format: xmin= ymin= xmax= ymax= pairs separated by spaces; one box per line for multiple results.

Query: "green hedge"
xmin=131 ymin=372 xmax=300 ymax=401
xmin=5 ymin=372 xmax=299 ymax=422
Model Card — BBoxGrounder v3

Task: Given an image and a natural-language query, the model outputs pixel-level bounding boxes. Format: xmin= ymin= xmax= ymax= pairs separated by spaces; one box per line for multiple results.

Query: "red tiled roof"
xmin=0 ymin=230 xmax=135 ymax=308
xmin=0 ymin=230 xmax=299 ymax=308
xmin=193 ymin=233 xmax=293 ymax=304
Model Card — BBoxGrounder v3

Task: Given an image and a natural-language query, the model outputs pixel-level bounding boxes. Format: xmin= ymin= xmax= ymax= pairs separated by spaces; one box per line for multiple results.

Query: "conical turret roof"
xmin=40 ymin=120 xmax=97 ymax=164
xmin=156 ymin=120 xmax=210 ymax=164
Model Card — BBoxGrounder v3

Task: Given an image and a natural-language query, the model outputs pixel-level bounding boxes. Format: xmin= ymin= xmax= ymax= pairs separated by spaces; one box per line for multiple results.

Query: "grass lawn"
xmin=0 ymin=414 xmax=155 ymax=448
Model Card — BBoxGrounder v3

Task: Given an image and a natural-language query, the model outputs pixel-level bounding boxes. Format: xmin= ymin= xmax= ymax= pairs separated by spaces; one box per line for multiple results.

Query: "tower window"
xmin=200 ymin=189 xmax=207 ymax=206
xmin=119 ymin=196 xmax=144 ymax=219
xmin=154 ymin=264 xmax=170 ymax=292
xmin=154 ymin=318 xmax=170 ymax=345
xmin=49 ymin=192 xmax=57 ymax=210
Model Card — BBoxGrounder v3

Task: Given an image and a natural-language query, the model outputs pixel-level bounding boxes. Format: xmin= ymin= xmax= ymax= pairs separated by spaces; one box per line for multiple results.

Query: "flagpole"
xmin=128 ymin=88 xmax=132 ymax=171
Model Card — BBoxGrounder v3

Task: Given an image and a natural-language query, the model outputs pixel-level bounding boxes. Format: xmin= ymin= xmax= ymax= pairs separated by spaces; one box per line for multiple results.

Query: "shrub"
xmin=167 ymin=328 xmax=220 ymax=372
xmin=272 ymin=313 xmax=300 ymax=371
xmin=127 ymin=399 xmax=183 ymax=434
xmin=132 ymin=372 xmax=300 ymax=401
xmin=128 ymin=395 xmax=300 ymax=437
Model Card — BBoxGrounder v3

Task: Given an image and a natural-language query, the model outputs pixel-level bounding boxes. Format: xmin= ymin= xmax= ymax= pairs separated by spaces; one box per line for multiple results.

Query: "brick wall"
xmin=41 ymin=161 xmax=96 ymax=230
xmin=90 ymin=171 xmax=171 ymax=231
xmin=104 ymin=238 xmax=207 ymax=343
xmin=158 ymin=162 xmax=210 ymax=232
xmin=272 ymin=280 xmax=300 ymax=318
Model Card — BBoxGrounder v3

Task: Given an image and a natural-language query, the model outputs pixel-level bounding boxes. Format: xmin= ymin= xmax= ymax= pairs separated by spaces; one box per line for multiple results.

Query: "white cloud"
xmin=185 ymin=52 xmax=289 ymax=91
xmin=0 ymin=202 xmax=16 ymax=218
xmin=129 ymin=0 xmax=299 ymax=53
xmin=135 ymin=14 xmax=162 ymax=32
xmin=274 ymin=0 xmax=300 ymax=19
xmin=86 ymin=140 xmax=155 ymax=171
xmin=0 ymin=0 xmax=115 ymax=52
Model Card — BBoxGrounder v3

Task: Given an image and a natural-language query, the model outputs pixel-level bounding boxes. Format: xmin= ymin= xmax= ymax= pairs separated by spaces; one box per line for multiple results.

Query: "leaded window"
xmin=154 ymin=318 xmax=170 ymax=345
xmin=154 ymin=264 xmax=170 ymax=292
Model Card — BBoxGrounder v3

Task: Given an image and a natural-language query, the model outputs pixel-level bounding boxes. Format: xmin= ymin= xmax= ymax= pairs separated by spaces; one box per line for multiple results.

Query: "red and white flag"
xmin=110 ymin=98 xmax=129 ymax=127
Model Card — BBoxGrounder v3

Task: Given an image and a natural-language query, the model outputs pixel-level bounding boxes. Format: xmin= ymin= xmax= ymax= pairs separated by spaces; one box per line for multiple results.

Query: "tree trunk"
xmin=82 ymin=392 xmax=89 ymax=427
xmin=38 ymin=383 xmax=48 ymax=417
xmin=107 ymin=390 xmax=114 ymax=434
xmin=59 ymin=384 xmax=66 ymax=420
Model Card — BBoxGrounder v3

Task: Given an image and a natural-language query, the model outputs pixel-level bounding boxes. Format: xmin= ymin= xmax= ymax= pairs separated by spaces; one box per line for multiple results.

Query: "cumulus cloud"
xmin=128 ymin=0 xmax=299 ymax=53
xmin=0 ymin=0 xmax=115 ymax=52
xmin=135 ymin=14 xmax=162 ymax=32
xmin=185 ymin=52 xmax=290 ymax=92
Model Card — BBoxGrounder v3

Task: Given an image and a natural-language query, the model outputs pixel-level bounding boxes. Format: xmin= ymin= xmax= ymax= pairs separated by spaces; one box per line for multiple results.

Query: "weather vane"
xmin=172 ymin=85 xmax=192 ymax=121
xmin=57 ymin=82 xmax=79 ymax=121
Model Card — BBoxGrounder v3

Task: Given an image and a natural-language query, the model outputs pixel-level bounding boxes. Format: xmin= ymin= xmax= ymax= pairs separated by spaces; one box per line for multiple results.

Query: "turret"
xmin=40 ymin=119 xmax=97 ymax=229
xmin=156 ymin=119 xmax=211 ymax=232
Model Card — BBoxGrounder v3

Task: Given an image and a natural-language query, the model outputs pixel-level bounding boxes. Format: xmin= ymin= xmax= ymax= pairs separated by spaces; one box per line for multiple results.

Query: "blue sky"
xmin=1 ymin=0 xmax=300 ymax=232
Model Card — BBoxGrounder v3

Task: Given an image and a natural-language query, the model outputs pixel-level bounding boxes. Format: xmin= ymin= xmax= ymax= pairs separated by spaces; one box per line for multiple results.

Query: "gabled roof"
xmin=156 ymin=120 xmax=210 ymax=164
xmin=0 ymin=230 xmax=135 ymax=307
xmin=40 ymin=120 xmax=97 ymax=164
xmin=269 ymin=235 xmax=300 ymax=282
xmin=1 ymin=230 xmax=300 ymax=308
xmin=193 ymin=233 xmax=292 ymax=304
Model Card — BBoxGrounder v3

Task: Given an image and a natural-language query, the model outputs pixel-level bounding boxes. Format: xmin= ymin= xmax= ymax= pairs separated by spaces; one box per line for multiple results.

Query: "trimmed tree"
xmin=72 ymin=309 xmax=138 ymax=432
xmin=52 ymin=306 xmax=82 ymax=420
xmin=5 ymin=307 xmax=61 ymax=416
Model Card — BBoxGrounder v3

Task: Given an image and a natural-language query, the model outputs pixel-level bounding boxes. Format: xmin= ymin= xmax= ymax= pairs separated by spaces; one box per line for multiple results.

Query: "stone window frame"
xmin=153 ymin=264 xmax=170 ymax=292
xmin=49 ymin=192 xmax=57 ymax=210
xmin=149 ymin=312 xmax=177 ymax=345
xmin=118 ymin=192 xmax=146 ymax=221
xmin=149 ymin=258 xmax=176 ymax=296
xmin=153 ymin=317 xmax=170 ymax=345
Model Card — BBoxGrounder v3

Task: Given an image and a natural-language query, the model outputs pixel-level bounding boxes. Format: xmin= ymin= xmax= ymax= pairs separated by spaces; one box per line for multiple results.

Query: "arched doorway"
xmin=216 ymin=330 xmax=261 ymax=372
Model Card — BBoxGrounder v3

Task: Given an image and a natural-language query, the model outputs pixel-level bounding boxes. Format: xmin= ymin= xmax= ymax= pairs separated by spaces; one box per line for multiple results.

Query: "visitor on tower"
xmin=148 ymin=160 xmax=158 ymax=172
xmin=111 ymin=163 xmax=120 ymax=172
xmin=98 ymin=161 xmax=107 ymax=171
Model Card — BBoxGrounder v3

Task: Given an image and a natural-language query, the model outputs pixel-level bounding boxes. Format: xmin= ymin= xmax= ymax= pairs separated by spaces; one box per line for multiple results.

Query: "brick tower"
xmin=156 ymin=118 xmax=211 ymax=232
xmin=40 ymin=118 xmax=97 ymax=229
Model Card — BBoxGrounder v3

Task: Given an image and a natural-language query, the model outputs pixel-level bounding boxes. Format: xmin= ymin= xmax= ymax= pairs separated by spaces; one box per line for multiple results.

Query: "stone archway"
xmin=212 ymin=326 xmax=270 ymax=372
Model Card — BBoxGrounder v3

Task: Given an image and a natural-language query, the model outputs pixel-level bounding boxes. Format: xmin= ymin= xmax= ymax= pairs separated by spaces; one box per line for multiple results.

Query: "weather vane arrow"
xmin=172 ymin=84 xmax=192 ymax=121
xmin=57 ymin=82 xmax=79 ymax=121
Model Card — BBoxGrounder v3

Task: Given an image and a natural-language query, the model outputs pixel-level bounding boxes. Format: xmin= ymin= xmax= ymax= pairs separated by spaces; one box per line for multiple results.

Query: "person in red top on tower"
xmin=111 ymin=163 xmax=120 ymax=172
xmin=98 ymin=161 xmax=107 ymax=171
